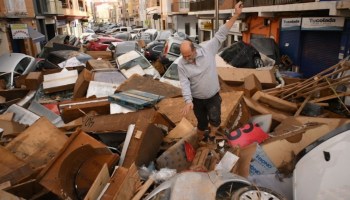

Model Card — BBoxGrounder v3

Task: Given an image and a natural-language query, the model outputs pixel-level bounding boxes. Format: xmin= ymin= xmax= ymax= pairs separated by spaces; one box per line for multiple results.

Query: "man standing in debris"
xmin=178 ymin=1 xmax=243 ymax=142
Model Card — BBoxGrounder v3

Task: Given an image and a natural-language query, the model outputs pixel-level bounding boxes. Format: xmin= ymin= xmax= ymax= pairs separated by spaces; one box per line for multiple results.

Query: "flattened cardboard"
xmin=5 ymin=117 xmax=68 ymax=169
xmin=157 ymin=129 xmax=198 ymax=172
xmin=86 ymin=59 xmax=114 ymax=71
xmin=117 ymin=74 xmax=182 ymax=98
xmin=262 ymin=117 xmax=350 ymax=169
xmin=165 ymin=118 xmax=194 ymax=143
xmin=73 ymin=69 xmax=92 ymax=99
xmin=0 ymin=146 xmax=34 ymax=185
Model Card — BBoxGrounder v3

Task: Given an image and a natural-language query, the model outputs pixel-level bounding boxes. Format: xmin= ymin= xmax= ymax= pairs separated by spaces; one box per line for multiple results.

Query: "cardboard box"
xmin=25 ymin=72 xmax=43 ymax=90
xmin=43 ymin=70 xmax=78 ymax=94
xmin=217 ymin=67 xmax=277 ymax=88
xmin=73 ymin=69 xmax=92 ymax=99
xmin=86 ymin=59 xmax=114 ymax=71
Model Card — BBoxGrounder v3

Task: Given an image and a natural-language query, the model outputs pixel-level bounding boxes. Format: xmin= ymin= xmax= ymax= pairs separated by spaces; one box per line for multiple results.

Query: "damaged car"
xmin=116 ymin=50 xmax=161 ymax=79
xmin=0 ymin=53 xmax=37 ymax=89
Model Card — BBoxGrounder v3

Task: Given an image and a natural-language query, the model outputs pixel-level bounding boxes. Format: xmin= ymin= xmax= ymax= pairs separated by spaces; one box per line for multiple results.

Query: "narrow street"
xmin=0 ymin=0 xmax=349 ymax=199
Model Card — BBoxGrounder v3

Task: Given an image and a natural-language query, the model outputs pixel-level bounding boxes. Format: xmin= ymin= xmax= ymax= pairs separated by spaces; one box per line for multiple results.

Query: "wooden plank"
xmin=310 ymin=91 xmax=350 ymax=103
xmin=116 ymin=74 xmax=182 ymax=98
xmin=85 ymin=51 xmax=113 ymax=60
xmin=101 ymin=164 xmax=141 ymax=200
xmin=82 ymin=108 xmax=156 ymax=133
xmin=0 ymin=146 xmax=34 ymax=185
xmin=0 ymin=190 xmax=24 ymax=200
xmin=5 ymin=117 xmax=68 ymax=169
xmin=244 ymin=96 xmax=290 ymax=122
xmin=252 ymin=91 xmax=298 ymax=113
xmin=84 ymin=164 xmax=110 ymax=200
xmin=131 ymin=178 xmax=155 ymax=200
xmin=243 ymin=74 xmax=262 ymax=97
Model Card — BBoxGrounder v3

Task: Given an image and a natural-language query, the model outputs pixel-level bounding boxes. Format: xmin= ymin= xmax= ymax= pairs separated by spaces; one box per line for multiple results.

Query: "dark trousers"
xmin=193 ymin=92 xmax=222 ymax=131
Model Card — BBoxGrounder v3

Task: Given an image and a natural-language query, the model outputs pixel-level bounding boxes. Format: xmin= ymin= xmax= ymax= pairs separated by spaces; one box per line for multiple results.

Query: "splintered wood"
xmin=263 ymin=60 xmax=350 ymax=116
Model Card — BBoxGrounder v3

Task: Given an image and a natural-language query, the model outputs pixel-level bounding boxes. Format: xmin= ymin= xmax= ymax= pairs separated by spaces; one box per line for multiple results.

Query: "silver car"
xmin=0 ymin=53 xmax=37 ymax=89
xmin=144 ymin=170 xmax=251 ymax=200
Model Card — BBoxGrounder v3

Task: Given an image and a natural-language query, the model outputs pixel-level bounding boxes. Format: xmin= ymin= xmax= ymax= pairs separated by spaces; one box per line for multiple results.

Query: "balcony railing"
xmin=171 ymin=1 xmax=190 ymax=13
xmin=190 ymin=0 xmax=316 ymax=11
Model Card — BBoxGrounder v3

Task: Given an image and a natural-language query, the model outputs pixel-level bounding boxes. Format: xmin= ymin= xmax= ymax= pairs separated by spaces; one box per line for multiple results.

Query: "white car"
xmin=159 ymin=56 xmax=181 ymax=88
xmin=116 ymin=50 xmax=160 ymax=79
xmin=0 ymin=53 xmax=37 ymax=89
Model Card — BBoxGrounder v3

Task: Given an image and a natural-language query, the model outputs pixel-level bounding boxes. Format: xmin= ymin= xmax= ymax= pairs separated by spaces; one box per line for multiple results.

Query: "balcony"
xmin=37 ymin=0 xmax=64 ymax=15
xmin=171 ymin=1 xmax=190 ymax=13
xmin=3 ymin=0 xmax=28 ymax=17
xmin=189 ymin=0 xmax=316 ymax=11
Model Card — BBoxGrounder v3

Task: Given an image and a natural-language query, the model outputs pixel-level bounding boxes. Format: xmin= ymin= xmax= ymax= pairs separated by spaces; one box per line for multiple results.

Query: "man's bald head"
xmin=180 ymin=40 xmax=196 ymax=63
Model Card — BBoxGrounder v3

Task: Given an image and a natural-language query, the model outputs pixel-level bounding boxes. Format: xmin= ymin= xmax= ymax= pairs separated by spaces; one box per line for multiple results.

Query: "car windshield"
xmin=163 ymin=63 xmax=179 ymax=80
xmin=119 ymin=56 xmax=151 ymax=70
xmin=0 ymin=72 xmax=14 ymax=89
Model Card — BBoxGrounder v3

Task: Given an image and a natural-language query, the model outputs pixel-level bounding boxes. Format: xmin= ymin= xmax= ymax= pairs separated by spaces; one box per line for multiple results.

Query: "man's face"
xmin=182 ymin=48 xmax=196 ymax=64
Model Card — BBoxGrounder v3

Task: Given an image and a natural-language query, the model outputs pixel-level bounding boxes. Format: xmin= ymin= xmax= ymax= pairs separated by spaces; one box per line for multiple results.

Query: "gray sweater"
xmin=178 ymin=25 xmax=229 ymax=103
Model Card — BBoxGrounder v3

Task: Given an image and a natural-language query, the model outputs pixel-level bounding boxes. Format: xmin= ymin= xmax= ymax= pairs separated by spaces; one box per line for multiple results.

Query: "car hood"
xmin=144 ymin=170 xmax=250 ymax=200
xmin=0 ymin=53 xmax=35 ymax=73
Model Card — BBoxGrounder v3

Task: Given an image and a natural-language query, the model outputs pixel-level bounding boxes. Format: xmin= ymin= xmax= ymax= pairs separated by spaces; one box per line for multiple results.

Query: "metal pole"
xmin=215 ymin=0 xmax=219 ymax=33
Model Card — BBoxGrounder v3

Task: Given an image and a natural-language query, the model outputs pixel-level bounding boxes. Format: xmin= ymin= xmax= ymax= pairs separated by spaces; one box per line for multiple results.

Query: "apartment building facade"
xmin=0 ymin=0 xmax=89 ymax=56
xmin=169 ymin=0 xmax=350 ymax=78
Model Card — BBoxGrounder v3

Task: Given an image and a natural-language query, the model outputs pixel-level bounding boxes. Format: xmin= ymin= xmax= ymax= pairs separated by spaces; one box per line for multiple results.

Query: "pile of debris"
xmin=0 ymin=52 xmax=349 ymax=199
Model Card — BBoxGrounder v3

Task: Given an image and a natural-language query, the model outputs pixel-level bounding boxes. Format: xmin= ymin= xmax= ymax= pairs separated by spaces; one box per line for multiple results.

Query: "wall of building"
xmin=242 ymin=15 xmax=280 ymax=44
xmin=174 ymin=15 xmax=197 ymax=37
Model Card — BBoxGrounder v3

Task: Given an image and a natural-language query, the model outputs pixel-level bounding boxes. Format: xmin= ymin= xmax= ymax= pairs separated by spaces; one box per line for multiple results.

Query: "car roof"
xmin=117 ymin=50 xmax=142 ymax=65
xmin=0 ymin=53 xmax=34 ymax=72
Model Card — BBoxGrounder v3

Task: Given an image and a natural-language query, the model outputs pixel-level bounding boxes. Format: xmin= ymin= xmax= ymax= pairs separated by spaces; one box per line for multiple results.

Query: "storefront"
xmin=280 ymin=17 xmax=344 ymax=78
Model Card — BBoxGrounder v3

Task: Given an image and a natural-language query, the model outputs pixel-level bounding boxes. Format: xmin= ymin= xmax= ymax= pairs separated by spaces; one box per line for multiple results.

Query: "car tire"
xmin=253 ymin=57 xmax=264 ymax=68
xmin=231 ymin=186 xmax=287 ymax=200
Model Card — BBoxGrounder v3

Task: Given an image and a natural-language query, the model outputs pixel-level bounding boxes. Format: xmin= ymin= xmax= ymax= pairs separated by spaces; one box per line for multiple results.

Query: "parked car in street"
xmin=116 ymin=50 xmax=160 ymax=79
xmin=144 ymin=40 xmax=165 ymax=62
xmin=159 ymin=36 xmax=200 ymax=68
xmin=80 ymin=28 xmax=95 ymax=43
xmin=137 ymin=29 xmax=158 ymax=45
xmin=107 ymin=41 xmax=142 ymax=58
xmin=0 ymin=53 xmax=37 ymax=89
xmin=220 ymin=41 xmax=264 ymax=68
xmin=85 ymin=37 xmax=123 ymax=51
xmin=159 ymin=56 xmax=181 ymax=88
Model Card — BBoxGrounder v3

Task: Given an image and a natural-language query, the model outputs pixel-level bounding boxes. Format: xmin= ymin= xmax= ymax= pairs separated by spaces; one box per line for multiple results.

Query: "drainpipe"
xmin=215 ymin=0 xmax=219 ymax=33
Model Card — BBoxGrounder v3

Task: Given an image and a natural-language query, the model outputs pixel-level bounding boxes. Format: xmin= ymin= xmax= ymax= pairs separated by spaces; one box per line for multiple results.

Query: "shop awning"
xmin=28 ymin=26 xmax=46 ymax=43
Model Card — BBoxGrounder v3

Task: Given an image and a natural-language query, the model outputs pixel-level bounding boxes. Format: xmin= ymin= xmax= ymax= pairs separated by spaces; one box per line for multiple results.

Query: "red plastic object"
xmin=227 ymin=123 xmax=269 ymax=148
xmin=184 ymin=141 xmax=196 ymax=162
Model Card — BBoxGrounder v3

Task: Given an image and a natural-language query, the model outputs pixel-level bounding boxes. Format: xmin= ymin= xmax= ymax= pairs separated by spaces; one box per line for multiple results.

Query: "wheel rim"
xmin=239 ymin=190 xmax=281 ymax=200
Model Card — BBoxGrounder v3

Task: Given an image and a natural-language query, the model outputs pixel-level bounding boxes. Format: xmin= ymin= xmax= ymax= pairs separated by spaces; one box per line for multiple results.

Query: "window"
xmin=153 ymin=45 xmax=163 ymax=52
xmin=185 ymin=23 xmax=190 ymax=35
xmin=4 ymin=0 xmax=27 ymax=15
xmin=169 ymin=43 xmax=180 ymax=56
